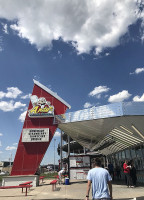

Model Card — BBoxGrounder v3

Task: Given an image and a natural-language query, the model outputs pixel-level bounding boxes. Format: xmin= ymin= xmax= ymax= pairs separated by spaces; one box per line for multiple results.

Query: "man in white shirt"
xmin=58 ymin=168 xmax=66 ymax=184
xmin=86 ymin=158 xmax=112 ymax=200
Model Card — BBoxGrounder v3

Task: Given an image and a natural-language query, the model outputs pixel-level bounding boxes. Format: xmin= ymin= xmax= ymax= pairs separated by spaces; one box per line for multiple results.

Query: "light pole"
xmin=9 ymin=153 xmax=12 ymax=172
xmin=54 ymin=139 xmax=56 ymax=172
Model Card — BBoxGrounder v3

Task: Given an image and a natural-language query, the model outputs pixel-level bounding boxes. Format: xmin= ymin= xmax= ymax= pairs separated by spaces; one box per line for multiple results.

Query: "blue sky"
xmin=0 ymin=0 xmax=144 ymax=165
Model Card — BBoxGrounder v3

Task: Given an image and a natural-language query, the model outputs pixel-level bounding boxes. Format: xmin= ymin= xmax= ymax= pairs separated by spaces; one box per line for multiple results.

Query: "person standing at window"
xmin=130 ymin=161 xmax=137 ymax=187
xmin=123 ymin=160 xmax=132 ymax=187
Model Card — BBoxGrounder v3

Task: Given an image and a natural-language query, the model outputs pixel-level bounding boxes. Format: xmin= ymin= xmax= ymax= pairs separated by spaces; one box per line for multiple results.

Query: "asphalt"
xmin=0 ymin=179 xmax=144 ymax=200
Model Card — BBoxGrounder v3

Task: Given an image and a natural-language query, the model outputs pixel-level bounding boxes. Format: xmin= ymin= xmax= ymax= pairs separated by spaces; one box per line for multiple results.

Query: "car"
xmin=0 ymin=171 xmax=9 ymax=175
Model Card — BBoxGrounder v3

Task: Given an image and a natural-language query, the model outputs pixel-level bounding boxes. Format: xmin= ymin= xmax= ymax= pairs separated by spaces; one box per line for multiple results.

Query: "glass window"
xmin=118 ymin=152 xmax=122 ymax=160
xmin=121 ymin=151 xmax=125 ymax=159
xmin=141 ymin=144 xmax=144 ymax=156
xmin=125 ymin=149 xmax=131 ymax=159
xmin=115 ymin=153 xmax=119 ymax=160
xmin=136 ymin=158 xmax=143 ymax=170
xmin=130 ymin=148 xmax=136 ymax=158
xmin=134 ymin=159 xmax=138 ymax=170
xmin=135 ymin=146 xmax=142 ymax=158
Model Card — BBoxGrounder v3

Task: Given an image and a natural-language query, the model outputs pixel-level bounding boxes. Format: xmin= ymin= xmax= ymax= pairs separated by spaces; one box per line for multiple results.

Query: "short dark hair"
xmin=92 ymin=158 xmax=101 ymax=167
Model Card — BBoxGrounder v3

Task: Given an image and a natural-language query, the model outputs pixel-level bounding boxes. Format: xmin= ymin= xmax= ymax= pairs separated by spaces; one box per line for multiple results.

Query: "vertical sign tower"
xmin=11 ymin=80 xmax=70 ymax=175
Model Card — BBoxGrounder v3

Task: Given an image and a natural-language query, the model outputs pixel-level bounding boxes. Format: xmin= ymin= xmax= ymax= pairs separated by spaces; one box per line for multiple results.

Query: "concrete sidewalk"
xmin=0 ymin=179 xmax=144 ymax=200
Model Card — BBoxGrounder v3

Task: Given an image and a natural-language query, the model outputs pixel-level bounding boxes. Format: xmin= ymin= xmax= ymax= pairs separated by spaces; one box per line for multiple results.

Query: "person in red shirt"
xmin=123 ymin=160 xmax=132 ymax=187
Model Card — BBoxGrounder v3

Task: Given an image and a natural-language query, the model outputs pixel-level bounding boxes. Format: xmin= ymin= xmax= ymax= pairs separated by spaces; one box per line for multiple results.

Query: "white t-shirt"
xmin=87 ymin=167 xmax=112 ymax=199
xmin=58 ymin=169 xmax=64 ymax=176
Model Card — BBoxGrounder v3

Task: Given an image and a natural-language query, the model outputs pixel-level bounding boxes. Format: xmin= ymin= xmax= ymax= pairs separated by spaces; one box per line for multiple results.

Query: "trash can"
xmin=65 ymin=178 xmax=69 ymax=185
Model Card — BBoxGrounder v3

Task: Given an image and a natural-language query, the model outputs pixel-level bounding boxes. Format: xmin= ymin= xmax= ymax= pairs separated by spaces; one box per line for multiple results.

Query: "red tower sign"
xmin=11 ymin=80 xmax=70 ymax=175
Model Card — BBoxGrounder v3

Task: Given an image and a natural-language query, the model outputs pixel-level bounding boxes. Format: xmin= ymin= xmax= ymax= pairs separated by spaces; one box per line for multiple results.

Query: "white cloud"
xmin=0 ymin=1 xmax=142 ymax=54
xmin=0 ymin=133 xmax=3 ymax=136
xmin=13 ymin=143 xmax=18 ymax=146
xmin=105 ymin=52 xmax=110 ymax=56
xmin=133 ymin=94 xmax=144 ymax=102
xmin=89 ymin=86 xmax=110 ymax=98
xmin=108 ymin=90 xmax=132 ymax=102
xmin=84 ymin=102 xmax=93 ymax=108
xmin=54 ymin=131 xmax=60 ymax=137
xmin=0 ymin=100 xmax=26 ymax=112
xmin=0 ymin=35 xmax=3 ymax=51
xmin=2 ymin=23 xmax=8 ymax=34
xmin=130 ymin=67 xmax=144 ymax=75
xmin=95 ymin=47 xmax=102 ymax=56
xmin=58 ymin=50 xmax=62 ymax=58
xmin=135 ymin=68 xmax=144 ymax=74
xmin=21 ymin=93 xmax=31 ymax=99
xmin=6 ymin=87 xmax=22 ymax=98
xmin=0 ymin=91 xmax=5 ymax=99
xmin=19 ymin=110 xmax=27 ymax=122
xmin=0 ymin=151 xmax=3 ymax=153
xmin=5 ymin=146 xmax=17 ymax=151
xmin=0 ymin=87 xmax=22 ymax=99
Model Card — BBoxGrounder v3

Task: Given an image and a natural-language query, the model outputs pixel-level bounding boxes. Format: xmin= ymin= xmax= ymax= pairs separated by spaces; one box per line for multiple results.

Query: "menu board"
xmin=69 ymin=156 xmax=90 ymax=168
xmin=70 ymin=168 xmax=89 ymax=180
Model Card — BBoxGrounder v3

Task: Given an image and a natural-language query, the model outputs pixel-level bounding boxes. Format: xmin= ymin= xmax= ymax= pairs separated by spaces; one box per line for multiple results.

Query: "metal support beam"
xmin=60 ymin=130 xmax=63 ymax=169
xmin=68 ymin=135 xmax=70 ymax=156
xmin=84 ymin=147 xmax=86 ymax=155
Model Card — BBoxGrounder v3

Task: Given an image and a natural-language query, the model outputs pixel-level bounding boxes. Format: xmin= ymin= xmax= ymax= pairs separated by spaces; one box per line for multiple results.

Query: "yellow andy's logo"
xmin=28 ymin=95 xmax=54 ymax=117
xmin=29 ymin=106 xmax=54 ymax=114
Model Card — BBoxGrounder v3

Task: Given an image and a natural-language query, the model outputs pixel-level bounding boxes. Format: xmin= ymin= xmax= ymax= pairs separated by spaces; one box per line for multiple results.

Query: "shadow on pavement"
xmin=112 ymin=179 xmax=144 ymax=187
xmin=69 ymin=180 xmax=87 ymax=185
xmin=32 ymin=198 xmax=144 ymax=200
xmin=114 ymin=197 xmax=144 ymax=200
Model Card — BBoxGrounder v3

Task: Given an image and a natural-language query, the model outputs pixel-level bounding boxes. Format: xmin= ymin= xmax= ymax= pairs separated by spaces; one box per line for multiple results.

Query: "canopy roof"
xmin=57 ymin=102 xmax=144 ymax=156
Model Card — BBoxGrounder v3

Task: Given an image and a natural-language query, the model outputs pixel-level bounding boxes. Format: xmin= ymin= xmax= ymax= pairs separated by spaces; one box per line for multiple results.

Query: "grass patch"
xmin=40 ymin=172 xmax=58 ymax=179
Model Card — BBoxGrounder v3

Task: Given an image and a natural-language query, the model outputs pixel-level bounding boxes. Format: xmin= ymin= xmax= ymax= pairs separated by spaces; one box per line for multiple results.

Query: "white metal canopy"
xmin=57 ymin=102 xmax=144 ymax=155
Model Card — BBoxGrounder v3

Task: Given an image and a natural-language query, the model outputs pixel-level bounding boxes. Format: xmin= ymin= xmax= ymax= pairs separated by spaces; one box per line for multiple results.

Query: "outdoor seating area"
xmin=0 ymin=179 xmax=144 ymax=200
xmin=0 ymin=183 xmax=32 ymax=196
xmin=50 ymin=179 xmax=58 ymax=191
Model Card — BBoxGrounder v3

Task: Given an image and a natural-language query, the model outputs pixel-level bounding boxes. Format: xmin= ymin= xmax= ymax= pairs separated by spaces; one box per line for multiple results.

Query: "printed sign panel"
xmin=69 ymin=156 xmax=90 ymax=168
xmin=70 ymin=168 xmax=89 ymax=180
xmin=22 ymin=128 xmax=49 ymax=142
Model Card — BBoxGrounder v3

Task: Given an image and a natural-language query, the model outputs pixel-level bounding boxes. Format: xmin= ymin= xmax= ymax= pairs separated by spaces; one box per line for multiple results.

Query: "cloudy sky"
xmin=0 ymin=0 xmax=144 ymax=164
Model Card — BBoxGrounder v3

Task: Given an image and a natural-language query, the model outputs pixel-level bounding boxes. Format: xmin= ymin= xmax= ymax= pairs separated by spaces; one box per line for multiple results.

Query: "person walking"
xmin=86 ymin=158 xmax=112 ymax=200
xmin=123 ymin=159 xmax=132 ymax=187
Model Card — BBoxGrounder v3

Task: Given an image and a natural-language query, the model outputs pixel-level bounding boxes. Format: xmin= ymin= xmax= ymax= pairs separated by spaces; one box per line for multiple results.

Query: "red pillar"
xmin=11 ymin=80 xmax=70 ymax=175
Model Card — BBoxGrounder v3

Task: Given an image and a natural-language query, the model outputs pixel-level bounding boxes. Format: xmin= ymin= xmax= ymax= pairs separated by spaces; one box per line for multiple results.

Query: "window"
xmin=125 ymin=149 xmax=131 ymax=159
xmin=121 ymin=151 xmax=125 ymax=159
xmin=135 ymin=146 xmax=142 ymax=158
xmin=130 ymin=148 xmax=136 ymax=159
